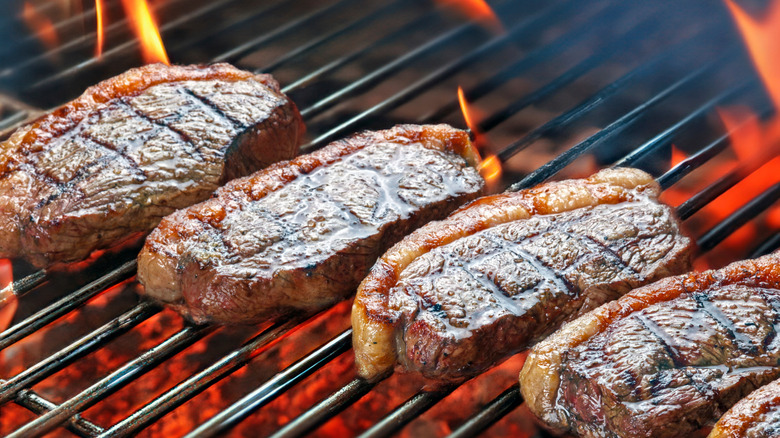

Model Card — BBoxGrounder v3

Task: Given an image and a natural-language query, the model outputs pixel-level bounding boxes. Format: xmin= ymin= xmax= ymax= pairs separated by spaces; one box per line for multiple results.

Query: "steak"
xmin=352 ymin=168 xmax=693 ymax=381
xmin=0 ymin=63 xmax=304 ymax=268
xmin=710 ymin=377 xmax=780 ymax=438
xmin=138 ymin=124 xmax=485 ymax=325
xmin=520 ymin=252 xmax=780 ymax=438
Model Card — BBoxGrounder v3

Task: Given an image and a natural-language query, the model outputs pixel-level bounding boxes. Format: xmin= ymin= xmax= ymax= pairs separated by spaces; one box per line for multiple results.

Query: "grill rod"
xmin=97 ymin=316 xmax=311 ymax=437
xmin=0 ymin=301 xmax=160 ymax=405
xmin=305 ymin=1 xmax=649 ymax=149
xmin=183 ymin=330 xmax=354 ymax=438
xmin=0 ymin=0 xmax=172 ymax=82
xmin=7 ymin=324 xmax=216 ymax=438
xmin=508 ymin=48 xmax=737 ymax=192
xmin=27 ymin=0 xmax=261 ymax=92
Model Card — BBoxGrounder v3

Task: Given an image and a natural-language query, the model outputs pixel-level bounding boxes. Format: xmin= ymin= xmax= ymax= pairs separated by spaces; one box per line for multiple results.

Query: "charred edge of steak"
xmin=352 ymin=167 xmax=667 ymax=380
xmin=711 ymin=377 xmax=780 ymax=438
xmin=520 ymin=252 xmax=780 ymax=437
xmin=137 ymin=124 xmax=483 ymax=325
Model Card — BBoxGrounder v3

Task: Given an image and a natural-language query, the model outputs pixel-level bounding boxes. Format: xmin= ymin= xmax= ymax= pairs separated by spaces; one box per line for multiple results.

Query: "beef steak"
xmin=0 ymin=63 xmax=303 ymax=267
xmin=352 ymin=168 xmax=693 ymax=381
xmin=138 ymin=124 xmax=484 ymax=325
xmin=521 ymin=252 xmax=780 ymax=438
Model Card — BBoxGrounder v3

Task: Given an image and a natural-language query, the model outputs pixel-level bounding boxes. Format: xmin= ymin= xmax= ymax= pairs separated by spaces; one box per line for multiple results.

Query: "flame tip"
xmin=122 ymin=0 xmax=169 ymax=65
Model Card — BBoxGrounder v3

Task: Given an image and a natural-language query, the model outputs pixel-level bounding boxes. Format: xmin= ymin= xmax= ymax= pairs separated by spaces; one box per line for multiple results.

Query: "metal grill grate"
xmin=0 ymin=0 xmax=778 ymax=436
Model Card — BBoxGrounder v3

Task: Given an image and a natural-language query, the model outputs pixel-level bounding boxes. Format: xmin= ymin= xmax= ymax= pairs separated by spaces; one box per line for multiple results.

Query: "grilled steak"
xmin=0 ymin=63 xmax=304 ymax=268
xmin=520 ymin=253 xmax=780 ymax=438
xmin=710 ymin=377 xmax=780 ymax=438
xmin=138 ymin=124 xmax=484 ymax=325
xmin=352 ymin=168 xmax=693 ymax=381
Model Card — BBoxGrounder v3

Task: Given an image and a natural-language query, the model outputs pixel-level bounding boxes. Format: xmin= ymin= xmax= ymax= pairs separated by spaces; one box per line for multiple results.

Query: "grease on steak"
xmin=710 ymin=377 xmax=780 ymax=438
xmin=352 ymin=168 xmax=692 ymax=381
xmin=138 ymin=124 xmax=484 ymax=325
xmin=0 ymin=63 xmax=303 ymax=268
xmin=520 ymin=253 xmax=780 ymax=438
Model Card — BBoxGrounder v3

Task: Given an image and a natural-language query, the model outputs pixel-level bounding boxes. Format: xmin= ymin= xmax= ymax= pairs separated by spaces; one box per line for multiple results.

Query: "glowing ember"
xmin=0 ymin=259 xmax=15 ymax=332
xmin=95 ymin=0 xmax=105 ymax=58
xmin=121 ymin=0 xmax=169 ymax=65
xmin=458 ymin=86 xmax=502 ymax=186
xmin=22 ymin=2 xmax=59 ymax=50
xmin=670 ymin=144 xmax=687 ymax=168
xmin=436 ymin=0 xmax=503 ymax=32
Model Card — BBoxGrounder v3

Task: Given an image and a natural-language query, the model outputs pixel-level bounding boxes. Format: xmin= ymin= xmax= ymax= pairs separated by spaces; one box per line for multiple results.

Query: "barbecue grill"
xmin=0 ymin=0 xmax=778 ymax=436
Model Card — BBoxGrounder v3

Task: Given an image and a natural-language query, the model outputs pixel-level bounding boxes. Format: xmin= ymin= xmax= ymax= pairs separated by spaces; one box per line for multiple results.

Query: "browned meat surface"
xmin=710 ymin=377 xmax=780 ymax=438
xmin=352 ymin=168 xmax=693 ymax=381
xmin=138 ymin=124 xmax=484 ymax=325
xmin=0 ymin=63 xmax=304 ymax=268
xmin=520 ymin=253 xmax=780 ymax=438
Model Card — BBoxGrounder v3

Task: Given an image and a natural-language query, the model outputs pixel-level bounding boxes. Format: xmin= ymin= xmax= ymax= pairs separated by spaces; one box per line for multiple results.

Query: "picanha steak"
xmin=352 ymin=168 xmax=693 ymax=381
xmin=138 ymin=124 xmax=485 ymax=325
xmin=710 ymin=376 xmax=780 ymax=438
xmin=0 ymin=63 xmax=304 ymax=268
xmin=520 ymin=252 xmax=780 ymax=438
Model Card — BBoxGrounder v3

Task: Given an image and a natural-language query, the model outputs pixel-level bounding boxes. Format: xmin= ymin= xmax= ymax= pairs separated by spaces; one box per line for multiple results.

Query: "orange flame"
xmin=458 ymin=86 xmax=502 ymax=186
xmin=22 ymin=2 xmax=59 ymax=49
xmin=478 ymin=155 xmax=502 ymax=181
xmin=95 ymin=0 xmax=105 ymax=58
xmin=121 ymin=0 xmax=169 ymax=65
xmin=725 ymin=0 xmax=780 ymax=108
xmin=436 ymin=0 xmax=503 ymax=32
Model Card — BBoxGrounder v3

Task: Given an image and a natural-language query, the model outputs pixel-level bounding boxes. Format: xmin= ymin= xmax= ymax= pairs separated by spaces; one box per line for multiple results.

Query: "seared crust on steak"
xmin=352 ymin=168 xmax=693 ymax=381
xmin=138 ymin=124 xmax=484 ymax=325
xmin=710 ymin=377 xmax=780 ymax=438
xmin=521 ymin=253 xmax=780 ymax=438
xmin=0 ymin=63 xmax=303 ymax=267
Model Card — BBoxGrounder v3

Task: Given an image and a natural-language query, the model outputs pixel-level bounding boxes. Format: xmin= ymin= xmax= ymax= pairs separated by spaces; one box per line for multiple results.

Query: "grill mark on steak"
xmin=695 ymin=292 xmax=759 ymax=354
xmin=486 ymin=233 xmax=573 ymax=298
xmin=116 ymin=99 xmax=205 ymax=163
xmin=34 ymin=137 xmax=145 ymax=210
xmin=634 ymin=313 xmax=686 ymax=368
xmin=182 ymin=88 xmax=245 ymax=129
xmin=579 ymin=233 xmax=640 ymax=276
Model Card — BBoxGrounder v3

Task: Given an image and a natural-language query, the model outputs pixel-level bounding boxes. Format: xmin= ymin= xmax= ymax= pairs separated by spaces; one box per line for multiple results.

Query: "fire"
xmin=435 ymin=0 xmax=503 ymax=32
xmin=22 ymin=2 xmax=59 ymax=50
xmin=121 ymin=0 xmax=169 ymax=65
xmin=458 ymin=86 xmax=502 ymax=187
xmin=677 ymin=0 xmax=780 ymax=252
xmin=478 ymin=155 xmax=502 ymax=182
xmin=95 ymin=0 xmax=105 ymax=58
